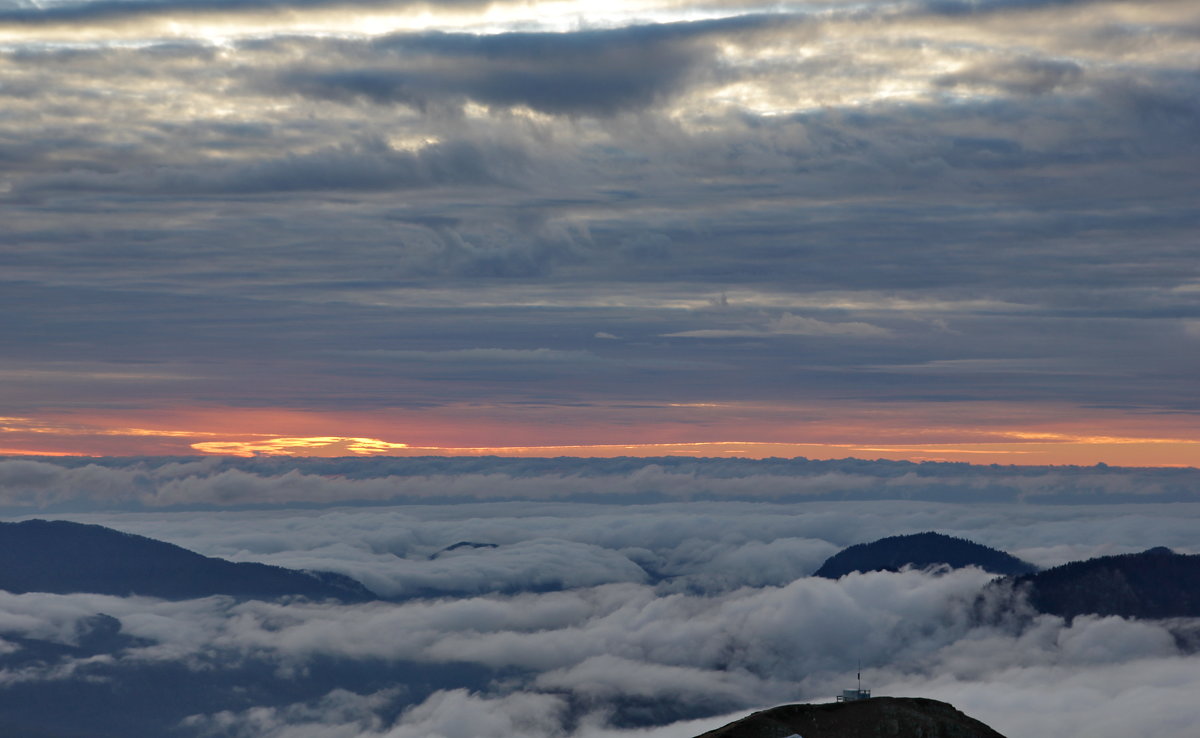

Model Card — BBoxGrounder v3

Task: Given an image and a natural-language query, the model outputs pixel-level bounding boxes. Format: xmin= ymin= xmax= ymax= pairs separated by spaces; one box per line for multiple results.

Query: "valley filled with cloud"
xmin=0 ymin=456 xmax=1197 ymax=737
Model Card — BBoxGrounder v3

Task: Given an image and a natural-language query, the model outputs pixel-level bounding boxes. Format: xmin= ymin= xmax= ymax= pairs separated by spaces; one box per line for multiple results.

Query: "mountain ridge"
xmin=0 ymin=519 xmax=375 ymax=602
xmin=1004 ymin=546 xmax=1200 ymax=620
xmin=814 ymin=532 xmax=1037 ymax=579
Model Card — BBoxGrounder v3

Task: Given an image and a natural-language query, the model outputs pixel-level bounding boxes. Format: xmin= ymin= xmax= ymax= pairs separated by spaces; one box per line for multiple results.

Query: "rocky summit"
xmin=693 ymin=697 xmax=1007 ymax=738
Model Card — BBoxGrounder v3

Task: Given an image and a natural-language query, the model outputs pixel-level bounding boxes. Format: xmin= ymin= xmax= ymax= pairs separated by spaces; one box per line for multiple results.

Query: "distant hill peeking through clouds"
xmin=0 ymin=519 xmax=374 ymax=601
xmin=813 ymin=531 xmax=1038 ymax=578
xmin=0 ymin=477 xmax=1197 ymax=738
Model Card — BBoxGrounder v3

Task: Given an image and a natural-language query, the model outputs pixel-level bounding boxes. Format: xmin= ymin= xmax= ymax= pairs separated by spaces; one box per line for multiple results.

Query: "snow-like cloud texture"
xmin=1 ymin=476 xmax=1199 ymax=737
xmin=3 ymin=456 xmax=1200 ymax=511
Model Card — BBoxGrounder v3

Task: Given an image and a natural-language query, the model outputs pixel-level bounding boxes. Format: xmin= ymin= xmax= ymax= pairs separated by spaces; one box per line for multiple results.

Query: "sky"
xmin=2 ymin=0 xmax=1200 ymax=465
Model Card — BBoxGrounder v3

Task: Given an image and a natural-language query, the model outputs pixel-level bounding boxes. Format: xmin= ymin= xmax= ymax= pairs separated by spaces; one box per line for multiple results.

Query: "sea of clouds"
xmin=0 ymin=456 xmax=1198 ymax=737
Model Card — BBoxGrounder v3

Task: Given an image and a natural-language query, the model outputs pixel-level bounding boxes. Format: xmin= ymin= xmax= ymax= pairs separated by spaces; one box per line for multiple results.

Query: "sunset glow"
xmin=2 ymin=4 xmax=1200 ymax=737
xmin=1 ymin=405 xmax=1196 ymax=466
xmin=182 ymin=437 xmax=1200 ymax=466
xmin=2 ymin=0 xmax=1197 ymax=469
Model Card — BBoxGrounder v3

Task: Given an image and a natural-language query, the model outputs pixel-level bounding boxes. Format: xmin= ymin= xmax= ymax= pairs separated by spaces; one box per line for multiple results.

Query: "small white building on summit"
xmin=837 ymin=669 xmax=871 ymax=702
xmin=838 ymin=688 xmax=871 ymax=702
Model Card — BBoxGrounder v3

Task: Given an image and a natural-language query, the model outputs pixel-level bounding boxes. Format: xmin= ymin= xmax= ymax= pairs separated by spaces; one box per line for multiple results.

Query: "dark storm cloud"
xmin=0 ymin=0 xmax=486 ymax=26
xmin=269 ymin=16 xmax=786 ymax=117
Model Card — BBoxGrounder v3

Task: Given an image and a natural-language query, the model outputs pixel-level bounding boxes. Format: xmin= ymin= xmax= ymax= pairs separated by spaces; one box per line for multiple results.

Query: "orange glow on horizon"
xmin=1 ymin=405 xmax=1198 ymax=467
xmin=177 ymin=436 xmax=1200 ymax=467
xmin=2 ymin=436 xmax=1197 ymax=467
xmin=0 ymin=447 xmax=80 ymax=457
xmin=191 ymin=436 xmax=410 ymax=457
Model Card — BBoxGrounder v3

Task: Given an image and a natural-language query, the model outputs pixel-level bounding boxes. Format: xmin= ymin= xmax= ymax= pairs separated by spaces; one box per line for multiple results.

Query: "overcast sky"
xmin=2 ymin=0 xmax=1199 ymax=464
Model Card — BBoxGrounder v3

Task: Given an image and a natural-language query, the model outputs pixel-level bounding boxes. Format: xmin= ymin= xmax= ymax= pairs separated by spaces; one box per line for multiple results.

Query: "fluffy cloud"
xmin=1 ymin=489 xmax=1198 ymax=736
xmin=1 ymin=566 xmax=1194 ymax=737
xmin=2 ymin=457 xmax=1198 ymax=512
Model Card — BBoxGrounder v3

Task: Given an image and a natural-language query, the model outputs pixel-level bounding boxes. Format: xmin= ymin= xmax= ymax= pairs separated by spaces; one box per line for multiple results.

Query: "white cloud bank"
xmin=1 ymin=568 xmax=1194 ymax=738
xmin=0 ymin=477 xmax=1196 ymax=737
xmin=1 ymin=457 xmax=1197 ymax=511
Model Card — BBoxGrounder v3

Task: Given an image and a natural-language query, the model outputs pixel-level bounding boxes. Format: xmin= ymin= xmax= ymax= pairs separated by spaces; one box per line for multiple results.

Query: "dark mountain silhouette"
xmin=694 ymin=697 xmax=1008 ymax=738
xmin=0 ymin=519 xmax=375 ymax=602
xmin=1009 ymin=546 xmax=1200 ymax=620
xmin=430 ymin=541 xmax=499 ymax=558
xmin=814 ymin=532 xmax=1037 ymax=579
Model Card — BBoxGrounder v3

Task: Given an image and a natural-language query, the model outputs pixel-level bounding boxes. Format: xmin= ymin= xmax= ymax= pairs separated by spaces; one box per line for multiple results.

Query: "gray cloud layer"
xmin=266 ymin=18 xmax=775 ymax=117
xmin=1 ymin=492 xmax=1198 ymax=736
xmin=2 ymin=456 xmax=1199 ymax=512
xmin=2 ymin=0 xmax=1199 ymax=434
